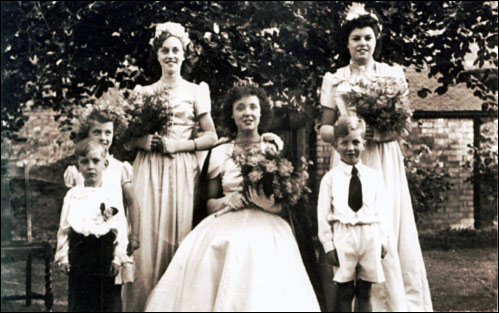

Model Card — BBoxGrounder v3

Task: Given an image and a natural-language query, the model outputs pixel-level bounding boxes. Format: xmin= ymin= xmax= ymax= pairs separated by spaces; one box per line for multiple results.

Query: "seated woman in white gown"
xmin=145 ymin=83 xmax=321 ymax=312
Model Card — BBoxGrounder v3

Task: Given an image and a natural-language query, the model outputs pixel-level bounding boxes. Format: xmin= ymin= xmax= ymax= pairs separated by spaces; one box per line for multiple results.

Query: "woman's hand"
xmin=246 ymin=187 xmax=282 ymax=213
xmin=212 ymin=192 xmax=248 ymax=217
xmin=151 ymin=135 xmax=182 ymax=154
xmin=150 ymin=134 xmax=164 ymax=153
xmin=133 ymin=135 xmax=153 ymax=151
xmin=127 ymin=236 xmax=140 ymax=256
xmin=222 ymin=192 xmax=248 ymax=210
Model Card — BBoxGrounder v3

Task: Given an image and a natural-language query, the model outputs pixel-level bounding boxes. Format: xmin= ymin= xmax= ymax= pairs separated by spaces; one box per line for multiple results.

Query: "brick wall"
xmin=408 ymin=118 xmax=475 ymax=231
xmin=314 ymin=117 xmax=480 ymax=231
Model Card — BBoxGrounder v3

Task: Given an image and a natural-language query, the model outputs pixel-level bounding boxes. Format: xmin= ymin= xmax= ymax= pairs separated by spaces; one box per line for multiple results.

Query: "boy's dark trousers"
xmin=68 ymin=229 xmax=122 ymax=312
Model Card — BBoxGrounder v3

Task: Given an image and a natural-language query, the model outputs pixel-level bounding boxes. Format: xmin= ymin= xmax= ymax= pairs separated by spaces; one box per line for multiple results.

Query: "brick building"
xmin=314 ymin=68 xmax=497 ymax=231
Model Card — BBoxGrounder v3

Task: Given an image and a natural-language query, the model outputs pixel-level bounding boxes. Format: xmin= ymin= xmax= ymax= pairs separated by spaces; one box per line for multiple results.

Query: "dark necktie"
xmin=348 ymin=166 xmax=363 ymax=212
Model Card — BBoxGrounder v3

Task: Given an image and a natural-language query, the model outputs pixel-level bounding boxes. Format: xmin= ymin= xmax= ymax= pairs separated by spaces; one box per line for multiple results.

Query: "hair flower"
xmin=149 ymin=22 xmax=191 ymax=49
xmin=343 ymin=2 xmax=383 ymax=33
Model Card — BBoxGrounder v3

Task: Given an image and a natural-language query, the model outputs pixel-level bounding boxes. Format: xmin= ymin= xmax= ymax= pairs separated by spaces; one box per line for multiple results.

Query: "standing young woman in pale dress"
xmin=144 ymin=84 xmax=320 ymax=312
xmin=319 ymin=4 xmax=432 ymax=312
xmin=122 ymin=22 xmax=218 ymax=311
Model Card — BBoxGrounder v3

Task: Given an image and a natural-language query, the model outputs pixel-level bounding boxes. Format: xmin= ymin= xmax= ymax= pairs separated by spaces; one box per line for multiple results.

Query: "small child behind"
xmin=55 ymin=139 xmax=131 ymax=312
xmin=317 ymin=116 xmax=389 ymax=312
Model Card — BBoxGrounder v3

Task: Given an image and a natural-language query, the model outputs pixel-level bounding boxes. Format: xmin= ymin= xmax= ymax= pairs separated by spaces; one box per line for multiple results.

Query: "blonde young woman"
xmin=122 ymin=22 xmax=218 ymax=311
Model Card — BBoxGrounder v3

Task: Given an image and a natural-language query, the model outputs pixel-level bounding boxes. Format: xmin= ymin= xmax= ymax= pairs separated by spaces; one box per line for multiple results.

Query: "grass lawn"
xmin=424 ymin=248 xmax=498 ymax=312
xmin=1 ymin=247 xmax=497 ymax=312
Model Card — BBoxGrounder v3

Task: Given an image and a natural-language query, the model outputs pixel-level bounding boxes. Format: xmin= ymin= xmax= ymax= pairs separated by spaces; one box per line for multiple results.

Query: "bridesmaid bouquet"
xmin=342 ymin=76 xmax=413 ymax=135
xmin=235 ymin=133 xmax=312 ymax=209
xmin=121 ymin=86 xmax=174 ymax=144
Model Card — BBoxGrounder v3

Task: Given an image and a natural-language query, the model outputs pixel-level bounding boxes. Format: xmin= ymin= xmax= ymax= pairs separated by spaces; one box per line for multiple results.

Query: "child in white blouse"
xmin=55 ymin=139 xmax=131 ymax=312
xmin=317 ymin=116 xmax=389 ymax=312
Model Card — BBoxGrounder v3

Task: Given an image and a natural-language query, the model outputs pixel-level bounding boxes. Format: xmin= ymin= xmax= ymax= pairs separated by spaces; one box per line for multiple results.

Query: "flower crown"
xmin=233 ymin=77 xmax=259 ymax=88
xmin=342 ymin=3 xmax=383 ymax=34
xmin=149 ymin=22 xmax=191 ymax=49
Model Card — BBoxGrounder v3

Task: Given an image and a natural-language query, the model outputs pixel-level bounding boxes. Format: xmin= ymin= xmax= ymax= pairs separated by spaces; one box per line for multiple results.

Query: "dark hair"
xmin=338 ymin=14 xmax=383 ymax=66
xmin=77 ymin=108 xmax=126 ymax=143
xmin=74 ymin=138 xmax=107 ymax=159
xmin=219 ymin=85 xmax=271 ymax=139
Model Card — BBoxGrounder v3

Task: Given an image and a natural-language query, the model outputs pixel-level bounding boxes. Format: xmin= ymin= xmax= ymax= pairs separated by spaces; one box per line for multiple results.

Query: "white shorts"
xmin=332 ymin=222 xmax=385 ymax=284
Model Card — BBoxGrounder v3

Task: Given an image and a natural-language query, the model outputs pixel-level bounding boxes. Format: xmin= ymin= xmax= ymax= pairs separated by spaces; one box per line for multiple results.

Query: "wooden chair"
xmin=1 ymin=159 xmax=54 ymax=311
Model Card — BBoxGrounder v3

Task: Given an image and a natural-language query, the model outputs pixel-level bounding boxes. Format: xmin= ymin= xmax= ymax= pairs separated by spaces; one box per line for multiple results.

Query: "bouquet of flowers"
xmin=121 ymin=86 xmax=174 ymax=145
xmin=233 ymin=133 xmax=312 ymax=210
xmin=342 ymin=76 xmax=413 ymax=135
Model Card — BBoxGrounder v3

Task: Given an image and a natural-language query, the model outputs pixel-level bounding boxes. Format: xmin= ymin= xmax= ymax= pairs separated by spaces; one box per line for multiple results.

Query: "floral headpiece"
xmin=149 ymin=22 xmax=191 ymax=49
xmin=342 ymin=3 xmax=383 ymax=35
xmin=233 ymin=77 xmax=259 ymax=88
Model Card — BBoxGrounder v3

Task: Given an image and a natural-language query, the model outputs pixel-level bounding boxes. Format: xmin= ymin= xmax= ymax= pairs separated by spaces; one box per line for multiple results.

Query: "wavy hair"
xmin=337 ymin=14 xmax=383 ymax=67
xmin=76 ymin=108 xmax=126 ymax=143
xmin=219 ymin=85 xmax=271 ymax=139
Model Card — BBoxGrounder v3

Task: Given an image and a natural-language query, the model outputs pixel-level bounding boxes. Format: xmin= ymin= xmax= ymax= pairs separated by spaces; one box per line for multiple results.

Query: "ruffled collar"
xmin=71 ymin=184 xmax=104 ymax=200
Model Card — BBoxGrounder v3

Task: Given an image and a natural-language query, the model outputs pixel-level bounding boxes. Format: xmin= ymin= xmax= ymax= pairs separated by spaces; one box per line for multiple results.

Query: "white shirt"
xmin=317 ymin=160 xmax=389 ymax=253
xmin=54 ymin=185 xmax=131 ymax=267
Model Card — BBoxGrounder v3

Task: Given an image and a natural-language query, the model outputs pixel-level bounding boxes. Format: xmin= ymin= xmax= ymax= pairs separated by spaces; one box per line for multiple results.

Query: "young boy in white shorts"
xmin=317 ymin=116 xmax=389 ymax=312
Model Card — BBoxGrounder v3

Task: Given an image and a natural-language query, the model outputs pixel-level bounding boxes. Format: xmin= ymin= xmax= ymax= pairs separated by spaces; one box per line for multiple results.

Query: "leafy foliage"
xmin=2 ymin=1 xmax=497 ymax=143
xmin=402 ymin=141 xmax=454 ymax=224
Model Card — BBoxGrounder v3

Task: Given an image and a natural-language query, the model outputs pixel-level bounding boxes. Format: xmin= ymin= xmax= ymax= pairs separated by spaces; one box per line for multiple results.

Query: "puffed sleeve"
xmin=391 ymin=63 xmax=407 ymax=80
xmin=207 ymin=144 xmax=228 ymax=179
xmin=120 ymin=161 xmax=133 ymax=186
xmin=194 ymin=82 xmax=211 ymax=117
xmin=320 ymin=72 xmax=337 ymax=110
xmin=63 ymin=165 xmax=83 ymax=188
xmin=54 ymin=190 xmax=74 ymax=265
xmin=132 ymin=84 xmax=144 ymax=94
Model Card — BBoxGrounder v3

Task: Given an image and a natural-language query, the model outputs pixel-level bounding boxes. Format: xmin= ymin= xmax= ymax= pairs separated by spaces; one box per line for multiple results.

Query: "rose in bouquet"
xmin=121 ymin=86 xmax=174 ymax=146
xmin=342 ymin=76 xmax=413 ymax=136
xmin=235 ymin=133 xmax=312 ymax=210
